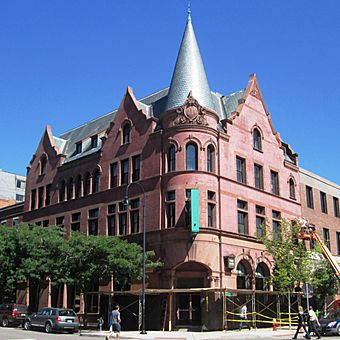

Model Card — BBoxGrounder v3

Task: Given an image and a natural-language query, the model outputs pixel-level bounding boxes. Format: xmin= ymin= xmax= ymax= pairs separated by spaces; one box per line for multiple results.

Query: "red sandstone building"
xmin=1 ymin=13 xmax=339 ymax=330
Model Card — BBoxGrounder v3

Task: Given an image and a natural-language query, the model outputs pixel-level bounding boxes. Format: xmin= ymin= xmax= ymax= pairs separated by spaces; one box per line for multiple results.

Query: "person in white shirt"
xmin=308 ymin=306 xmax=321 ymax=339
xmin=239 ymin=304 xmax=251 ymax=330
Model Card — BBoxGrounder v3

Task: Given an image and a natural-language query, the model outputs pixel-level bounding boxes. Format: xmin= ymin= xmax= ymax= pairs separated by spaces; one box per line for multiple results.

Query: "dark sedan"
xmin=319 ymin=309 xmax=340 ymax=336
xmin=23 ymin=307 xmax=79 ymax=334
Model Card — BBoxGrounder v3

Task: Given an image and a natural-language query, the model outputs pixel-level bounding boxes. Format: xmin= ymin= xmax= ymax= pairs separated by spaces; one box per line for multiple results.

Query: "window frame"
xmin=254 ymin=163 xmax=264 ymax=190
xmin=122 ymin=123 xmax=131 ymax=145
xmin=237 ymin=200 xmax=248 ymax=235
xmin=253 ymin=128 xmax=262 ymax=151
xmin=167 ymin=145 xmax=176 ymax=172
xmin=186 ymin=142 xmax=198 ymax=171
xmin=270 ymin=170 xmax=280 ymax=196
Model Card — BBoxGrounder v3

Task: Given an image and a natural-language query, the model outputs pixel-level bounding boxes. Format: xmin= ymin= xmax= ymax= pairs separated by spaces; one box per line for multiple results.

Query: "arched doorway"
xmin=173 ymin=261 xmax=210 ymax=328
xmin=255 ymin=263 xmax=270 ymax=291
xmin=236 ymin=260 xmax=252 ymax=289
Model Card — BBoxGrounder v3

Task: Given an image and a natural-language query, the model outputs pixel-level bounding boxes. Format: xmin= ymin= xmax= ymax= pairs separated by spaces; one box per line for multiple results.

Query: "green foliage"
xmin=0 ymin=224 xmax=161 ymax=302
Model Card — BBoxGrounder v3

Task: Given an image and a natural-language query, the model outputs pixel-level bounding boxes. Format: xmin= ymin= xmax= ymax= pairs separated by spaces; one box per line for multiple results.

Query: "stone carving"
xmin=174 ymin=92 xmax=208 ymax=125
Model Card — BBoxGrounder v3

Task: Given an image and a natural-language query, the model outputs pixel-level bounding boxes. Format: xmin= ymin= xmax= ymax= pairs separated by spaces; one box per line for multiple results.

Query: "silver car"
xmin=23 ymin=307 xmax=79 ymax=333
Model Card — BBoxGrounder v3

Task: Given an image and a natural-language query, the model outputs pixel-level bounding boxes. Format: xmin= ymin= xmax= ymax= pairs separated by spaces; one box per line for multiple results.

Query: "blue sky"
xmin=1 ymin=0 xmax=339 ymax=184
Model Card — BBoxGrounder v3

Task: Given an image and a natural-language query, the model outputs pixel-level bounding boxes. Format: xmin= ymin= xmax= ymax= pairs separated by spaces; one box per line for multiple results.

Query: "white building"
xmin=0 ymin=169 xmax=26 ymax=208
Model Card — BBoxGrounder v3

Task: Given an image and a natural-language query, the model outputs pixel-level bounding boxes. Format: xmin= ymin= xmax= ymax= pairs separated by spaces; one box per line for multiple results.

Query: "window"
xmin=323 ymin=228 xmax=330 ymax=249
xmin=38 ymin=186 xmax=44 ymax=208
xmin=88 ymin=208 xmax=99 ymax=235
xmin=43 ymin=220 xmax=49 ymax=227
xmin=207 ymin=191 xmax=216 ymax=228
xmin=289 ymin=178 xmax=296 ymax=199
xmin=337 ymin=232 xmax=340 ymax=256
xmin=56 ymin=216 xmax=64 ymax=228
xmin=255 ymin=264 xmax=269 ymax=291
xmin=45 ymin=184 xmax=51 ymax=206
xmin=75 ymin=175 xmax=82 ymax=198
xmin=253 ymin=128 xmax=262 ymax=151
xmin=272 ymin=210 xmax=281 ymax=240
xmin=92 ymin=169 xmax=100 ymax=193
xmin=71 ymin=212 xmax=81 ymax=232
xmin=121 ymin=159 xmax=129 ymax=185
xmin=59 ymin=180 xmax=66 ymax=202
xmin=67 ymin=178 xmax=74 ymax=200
xmin=236 ymin=157 xmax=246 ymax=184
xmin=118 ymin=202 xmax=127 ymax=235
xmin=166 ymin=191 xmax=176 ymax=228
xmin=185 ymin=189 xmax=192 ymax=227
xmin=186 ymin=143 xmax=198 ymax=170
xmin=107 ymin=204 xmax=116 ymax=236
xmin=91 ymin=135 xmax=98 ymax=149
xmin=84 ymin=172 xmax=91 ymax=196
xmin=306 ymin=186 xmax=314 ymax=209
xmin=254 ymin=164 xmax=263 ymax=189
xmin=270 ymin=171 xmax=279 ymax=196
xmin=110 ymin=163 xmax=118 ymax=188
xmin=237 ymin=200 xmax=248 ymax=235
xmin=122 ymin=123 xmax=131 ymax=144
xmin=31 ymin=189 xmax=36 ymax=210
xmin=16 ymin=179 xmax=25 ymax=188
xmin=40 ymin=155 xmax=47 ymax=175
xmin=333 ymin=197 xmax=339 ymax=218
xmin=320 ymin=191 xmax=327 ymax=213
xmin=16 ymin=194 xmax=24 ymax=202
xmin=132 ymin=155 xmax=141 ymax=182
xmin=75 ymin=142 xmax=82 ymax=154
xmin=130 ymin=199 xmax=140 ymax=234
xmin=167 ymin=145 xmax=176 ymax=172
xmin=236 ymin=261 xmax=251 ymax=289
xmin=207 ymin=145 xmax=215 ymax=172
xmin=256 ymin=205 xmax=265 ymax=237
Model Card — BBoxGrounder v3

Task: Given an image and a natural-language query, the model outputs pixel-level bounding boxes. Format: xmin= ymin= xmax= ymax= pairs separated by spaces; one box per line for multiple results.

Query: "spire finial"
xmin=188 ymin=0 xmax=191 ymax=20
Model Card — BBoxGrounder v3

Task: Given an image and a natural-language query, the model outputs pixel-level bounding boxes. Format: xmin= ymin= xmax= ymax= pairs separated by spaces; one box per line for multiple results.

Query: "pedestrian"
xmin=106 ymin=305 xmax=121 ymax=340
xmin=239 ymin=304 xmax=251 ymax=330
xmin=292 ymin=306 xmax=311 ymax=339
xmin=308 ymin=306 xmax=321 ymax=339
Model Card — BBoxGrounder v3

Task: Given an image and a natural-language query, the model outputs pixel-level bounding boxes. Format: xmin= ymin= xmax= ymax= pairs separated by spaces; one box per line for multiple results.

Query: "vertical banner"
xmin=191 ymin=189 xmax=200 ymax=233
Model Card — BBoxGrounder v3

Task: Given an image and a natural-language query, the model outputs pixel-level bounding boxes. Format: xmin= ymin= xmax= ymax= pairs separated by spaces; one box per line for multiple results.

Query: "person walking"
xmin=106 ymin=305 xmax=121 ymax=340
xmin=292 ymin=306 xmax=311 ymax=339
xmin=308 ymin=306 xmax=321 ymax=339
xmin=239 ymin=304 xmax=251 ymax=330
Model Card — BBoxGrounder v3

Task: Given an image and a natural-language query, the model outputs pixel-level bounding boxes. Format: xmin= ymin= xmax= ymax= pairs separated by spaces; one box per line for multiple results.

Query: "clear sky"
xmin=1 ymin=0 xmax=339 ymax=184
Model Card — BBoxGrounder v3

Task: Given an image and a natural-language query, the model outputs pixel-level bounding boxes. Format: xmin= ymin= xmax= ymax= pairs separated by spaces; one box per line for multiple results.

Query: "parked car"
xmin=319 ymin=309 xmax=340 ymax=336
xmin=0 ymin=303 xmax=28 ymax=327
xmin=23 ymin=307 xmax=80 ymax=333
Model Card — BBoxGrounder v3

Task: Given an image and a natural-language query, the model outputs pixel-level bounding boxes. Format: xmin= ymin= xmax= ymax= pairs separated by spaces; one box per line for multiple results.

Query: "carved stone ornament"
xmin=174 ymin=92 xmax=208 ymax=126
xmin=250 ymin=84 xmax=261 ymax=100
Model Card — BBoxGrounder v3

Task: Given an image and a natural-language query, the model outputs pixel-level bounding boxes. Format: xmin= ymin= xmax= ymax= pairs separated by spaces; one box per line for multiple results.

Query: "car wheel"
xmin=2 ymin=318 xmax=9 ymax=327
xmin=23 ymin=320 xmax=31 ymax=330
xmin=45 ymin=322 xmax=52 ymax=333
xmin=68 ymin=330 xmax=74 ymax=334
xmin=337 ymin=324 xmax=340 ymax=336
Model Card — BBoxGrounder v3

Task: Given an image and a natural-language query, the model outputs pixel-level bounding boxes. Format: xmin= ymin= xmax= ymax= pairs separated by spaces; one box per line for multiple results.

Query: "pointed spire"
xmin=165 ymin=11 xmax=215 ymax=112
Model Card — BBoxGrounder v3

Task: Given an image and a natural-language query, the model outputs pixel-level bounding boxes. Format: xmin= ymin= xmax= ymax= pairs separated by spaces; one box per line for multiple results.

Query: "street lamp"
xmin=124 ymin=182 xmax=147 ymax=335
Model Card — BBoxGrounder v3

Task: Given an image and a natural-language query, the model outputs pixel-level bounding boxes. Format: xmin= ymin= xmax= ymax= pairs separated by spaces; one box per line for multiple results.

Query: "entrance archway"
xmin=236 ymin=260 xmax=252 ymax=289
xmin=255 ymin=262 xmax=270 ymax=291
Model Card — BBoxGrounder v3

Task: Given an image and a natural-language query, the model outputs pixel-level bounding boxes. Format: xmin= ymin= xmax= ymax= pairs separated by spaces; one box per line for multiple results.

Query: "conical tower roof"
xmin=165 ymin=13 xmax=215 ymax=112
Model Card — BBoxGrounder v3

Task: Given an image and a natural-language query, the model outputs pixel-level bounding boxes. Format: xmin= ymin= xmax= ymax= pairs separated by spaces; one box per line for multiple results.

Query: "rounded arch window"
xmin=84 ymin=172 xmax=91 ymax=196
xmin=207 ymin=144 xmax=215 ymax=172
xmin=186 ymin=142 xmax=198 ymax=170
xmin=236 ymin=261 xmax=252 ymax=289
xmin=167 ymin=145 xmax=176 ymax=172
xmin=253 ymin=128 xmax=262 ymax=151
xmin=59 ymin=180 xmax=66 ymax=202
xmin=255 ymin=263 xmax=269 ymax=291
xmin=122 ymin=123 xmax=131 ymax=144
xmin=289 ymin=178 xmax=296 ymax=199
xmin=75 ymin=175 xmax=82 ymax=198
xmin=67 ymin=178 xmax=74 ymax=200
xmin=40 ymin=154 xmax=47 ymax=175
xmin=92 ymin=169 xmax=100 ymax=194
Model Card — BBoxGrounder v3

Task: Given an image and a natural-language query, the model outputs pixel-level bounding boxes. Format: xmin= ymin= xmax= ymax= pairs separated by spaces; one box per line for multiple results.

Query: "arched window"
xmin=186 ymin=142 xmax=198 ymax=170
xmin=40 ymin=155 xmax=47 ymax=175
xmin=92 ymin=169 xmax=100 ymax=194
xmin=207 ymin=144 xmax=215 ymax=172
xmin=255 ymin=263 xmax=269 ymax=291
xmin=167 ymin=145 xmax=176 ymax=172
xmin=122 ymin=123 xmax=131 ymax=144
xmin=236 ymin=261 xmax=252 ymax=289
xmin=67 ymin=178 xmax=74 ymax=200
xmin=253 ymin=128 xmax=262 ymax=151
xmin=75 ymin=175 xmax=82 ymax=198
xmin=289 ymin=178 xmax=296 ymax=199
xmin=59 ymin=180 xmax=66 ymax=202
xmin=84 ymin=172 xmax=91 ymax=196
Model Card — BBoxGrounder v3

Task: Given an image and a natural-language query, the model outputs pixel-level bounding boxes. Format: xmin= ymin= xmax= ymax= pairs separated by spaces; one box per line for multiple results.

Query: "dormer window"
xmin=122 ymin=123 xmax=131 ymax=145
xmin=253 ymin=128 xmax=262 ymax=151
xmin=76 ymin=142 xmax=82 ymax=155
xmin=40 ymin=155 xmax=47 ymax=175
xmin=91 ymin=135 xmax=98 ymax=149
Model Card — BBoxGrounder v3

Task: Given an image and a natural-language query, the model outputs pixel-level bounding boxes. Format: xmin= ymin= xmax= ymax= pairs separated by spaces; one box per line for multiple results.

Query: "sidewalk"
xmin=80 ymin=328 xmax=296 ymax=339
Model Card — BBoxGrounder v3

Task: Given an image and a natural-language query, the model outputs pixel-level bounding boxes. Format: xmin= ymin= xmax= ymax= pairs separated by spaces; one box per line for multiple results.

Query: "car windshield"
xmin=58 ymin=309 xmax=76 ymax=317
xmin=14 ymin=305 xmax=28 ymax=312
xmin=321 ymin=310 xmax=340 ymax=320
